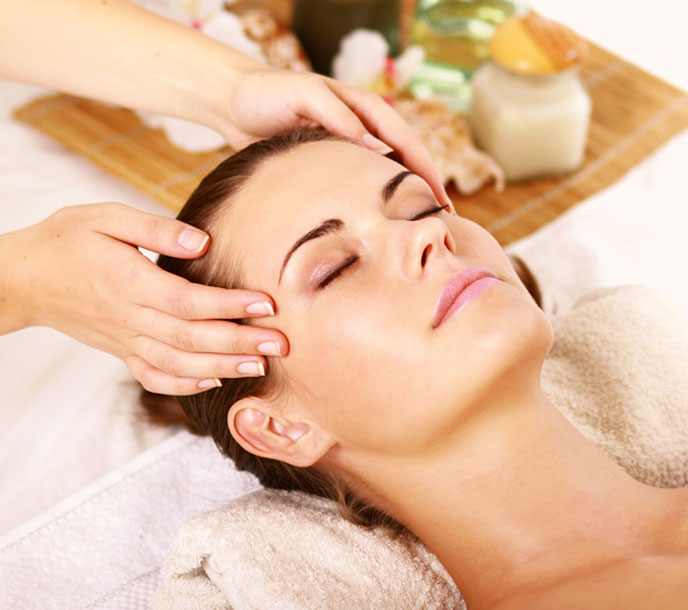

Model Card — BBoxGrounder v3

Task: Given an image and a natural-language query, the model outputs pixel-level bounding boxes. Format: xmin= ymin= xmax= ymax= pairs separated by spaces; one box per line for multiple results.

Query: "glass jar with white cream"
xmin=468 ymin=12 xmax=591 ymax=182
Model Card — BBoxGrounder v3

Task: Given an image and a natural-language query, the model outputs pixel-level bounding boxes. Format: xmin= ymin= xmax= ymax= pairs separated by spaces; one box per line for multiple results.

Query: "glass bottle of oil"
xmin=410 ymin=0 xmax=518 ymax=112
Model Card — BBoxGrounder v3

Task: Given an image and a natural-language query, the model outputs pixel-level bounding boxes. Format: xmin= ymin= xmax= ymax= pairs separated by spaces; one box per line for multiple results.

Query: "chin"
xmin=441 ymin=281 xmax=553 ymax=401
xmin=484 ymin=279 xmax=551 ymax=352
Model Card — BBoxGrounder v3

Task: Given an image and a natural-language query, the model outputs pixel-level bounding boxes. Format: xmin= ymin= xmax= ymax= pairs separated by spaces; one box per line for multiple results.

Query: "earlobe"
xmin=228 ymin=397 xmax=334 ymax=468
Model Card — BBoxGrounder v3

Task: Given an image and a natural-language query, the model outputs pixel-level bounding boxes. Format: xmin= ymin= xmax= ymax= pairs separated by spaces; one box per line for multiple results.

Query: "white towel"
xmin=0 ymin=432 xmax=262 ymax=609
xmin=157 ymin=489 xmax=462 ymax=610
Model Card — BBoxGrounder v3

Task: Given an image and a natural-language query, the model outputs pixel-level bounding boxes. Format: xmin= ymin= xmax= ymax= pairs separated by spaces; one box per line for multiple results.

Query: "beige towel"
xmin=155 ymin=286 xmax=688 ymax=609
xmin=543 ymin=285 xmax=688 ymax=487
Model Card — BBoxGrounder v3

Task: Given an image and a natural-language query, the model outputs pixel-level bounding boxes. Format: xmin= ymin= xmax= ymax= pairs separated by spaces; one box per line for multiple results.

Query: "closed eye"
xmin=317 ymin=254 xmax=359 ymax=289
xmin=411 ymin=204 xmax=449 ymax=221
xmin=316 ymin=204 xmax=449 ymax=290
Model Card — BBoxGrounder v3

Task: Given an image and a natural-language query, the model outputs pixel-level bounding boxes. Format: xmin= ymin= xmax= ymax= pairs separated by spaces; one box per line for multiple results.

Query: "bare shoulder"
xmin=490 ymin=555 xmax=688 ymax=610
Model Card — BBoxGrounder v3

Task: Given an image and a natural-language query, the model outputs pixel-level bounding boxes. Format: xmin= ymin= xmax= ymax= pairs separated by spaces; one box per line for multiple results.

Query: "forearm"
xmin=0 ymin=0 xmax=265 ymax=132
xmin=0 ymin=228 xmax=34 ymax=336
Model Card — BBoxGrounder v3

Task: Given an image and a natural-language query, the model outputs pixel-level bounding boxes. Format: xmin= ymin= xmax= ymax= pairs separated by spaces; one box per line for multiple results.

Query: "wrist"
xmin=189 ymin=40 xmax=269 ymax=145
xmin=0 ymin=227 xmax=37 ymax=335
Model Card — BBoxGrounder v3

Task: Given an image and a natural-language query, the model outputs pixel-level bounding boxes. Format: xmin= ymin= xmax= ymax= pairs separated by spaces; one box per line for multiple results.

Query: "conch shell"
xmin=393 ymin=98 xmax=505 ymax=195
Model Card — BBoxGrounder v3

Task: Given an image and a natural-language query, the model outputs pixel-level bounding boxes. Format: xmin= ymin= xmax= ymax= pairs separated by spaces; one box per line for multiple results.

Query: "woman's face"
xmin=219 ymin=140 xmax=552 ymax=458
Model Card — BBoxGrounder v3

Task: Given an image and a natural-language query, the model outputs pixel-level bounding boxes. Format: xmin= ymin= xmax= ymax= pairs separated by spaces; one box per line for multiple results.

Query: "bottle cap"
xmin=490 ymin=11 xmax=587 ymax=75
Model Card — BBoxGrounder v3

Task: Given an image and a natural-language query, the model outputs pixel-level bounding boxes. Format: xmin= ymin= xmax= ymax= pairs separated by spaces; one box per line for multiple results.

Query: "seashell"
xmin=489 ymin=11 xmax=587 ymax=75
xmin=394 ymin=98 xmax=505 ymax=195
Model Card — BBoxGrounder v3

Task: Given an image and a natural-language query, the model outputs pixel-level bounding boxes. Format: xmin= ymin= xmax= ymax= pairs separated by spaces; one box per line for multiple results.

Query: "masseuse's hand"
xmin=217 ymin=69 xmax=452 ymax=207
xmin=1 ymin=203 xmax=288 ymax=395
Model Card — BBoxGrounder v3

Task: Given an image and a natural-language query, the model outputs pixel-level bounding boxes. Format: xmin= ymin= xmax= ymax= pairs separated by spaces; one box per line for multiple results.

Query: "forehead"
xmin=237 ymin=139 xmax=401 ymax=210
xmin=215 ymin=140 xmax=406 ymax=290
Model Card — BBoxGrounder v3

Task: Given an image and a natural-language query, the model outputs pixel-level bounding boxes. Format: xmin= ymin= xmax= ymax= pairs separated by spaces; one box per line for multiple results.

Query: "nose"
xmin=400 ymin=216 xmax=456 ymax=280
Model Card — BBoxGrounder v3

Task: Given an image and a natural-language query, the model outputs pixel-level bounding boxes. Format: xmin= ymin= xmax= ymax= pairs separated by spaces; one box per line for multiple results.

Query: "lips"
xmin=432 ymin=267 xmax=498 ymax=328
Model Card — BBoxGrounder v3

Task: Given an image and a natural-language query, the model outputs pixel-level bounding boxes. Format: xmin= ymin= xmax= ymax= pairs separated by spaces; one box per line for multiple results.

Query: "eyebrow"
xmin=278 ymin=170 xmax=416 ymax=283
xmin=382 ymin=170 xmax=415 ymax=202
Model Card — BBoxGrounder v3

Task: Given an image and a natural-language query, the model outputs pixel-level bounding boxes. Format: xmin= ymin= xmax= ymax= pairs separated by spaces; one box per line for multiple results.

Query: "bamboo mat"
xmin=12 ymin=40 xmax=688 ymax=246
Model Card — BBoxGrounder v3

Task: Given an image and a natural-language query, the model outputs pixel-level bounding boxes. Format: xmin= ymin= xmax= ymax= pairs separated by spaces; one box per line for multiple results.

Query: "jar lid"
xmin=489 ymin=12 xmax=587 ymax=75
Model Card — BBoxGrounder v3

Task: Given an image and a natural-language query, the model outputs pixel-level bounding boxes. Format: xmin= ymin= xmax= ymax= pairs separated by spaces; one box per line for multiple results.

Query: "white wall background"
xmin=531 ymin=0 xmax=687 ymax=91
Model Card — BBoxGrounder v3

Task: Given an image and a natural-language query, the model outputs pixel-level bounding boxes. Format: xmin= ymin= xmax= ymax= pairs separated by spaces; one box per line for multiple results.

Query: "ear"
xmin=228 ymin=396 xmax=336 ymax=468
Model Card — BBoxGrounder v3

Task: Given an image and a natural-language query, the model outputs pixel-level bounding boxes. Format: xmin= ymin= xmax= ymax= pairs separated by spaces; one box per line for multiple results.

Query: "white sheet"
xmin=0 ymin=82 xmax=178 ymax=533
xmin=0 ymin=430 xmax=260 ymax=610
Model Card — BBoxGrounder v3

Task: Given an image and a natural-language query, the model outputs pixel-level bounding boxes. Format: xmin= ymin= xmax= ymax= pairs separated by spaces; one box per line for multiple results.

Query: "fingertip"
xmin=439 ymin=184 xmax=454 ymax=208
xmin=418 ymin=162 xmax=452 ymax=207
xmin=127 ymin=355 xmax=210 ymax=396
xmin=256 ymin=341 xmax=282 ymax=356
xmin=257 ymin=334 xmax=290 ymax=358
xmin=362 ymin=133 xmax=394 ymax=155
xmin=178 ymin=226 xmax=210 ymax=256
xmin=395 ymin=144 xmax=448 ymax=201
xmin=276 ymin=332 xmax=291 ymax=357
xmin=198 ymin=378 xmax=223 ymax=390
xmin=422 ymin=172 xmax=450 ymax=207
xmin=237 ymin=360 xmax=266 ymax=377
xmin=245 ymin=301 xmax=276 ymax=316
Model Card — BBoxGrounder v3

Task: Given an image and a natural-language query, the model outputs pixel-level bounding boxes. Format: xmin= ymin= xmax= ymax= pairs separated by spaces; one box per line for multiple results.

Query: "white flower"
xmin=393 ymin=46 xmax=425 ymax=90
xmin=332 ymin=28 xmax=425 ymax=94
xmin=332 ymin=29 xmax=389 ymax=89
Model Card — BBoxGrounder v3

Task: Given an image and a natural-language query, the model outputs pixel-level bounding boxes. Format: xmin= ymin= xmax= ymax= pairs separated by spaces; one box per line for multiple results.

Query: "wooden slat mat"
xmin=13 ymin=41 xmax=688 ymax=246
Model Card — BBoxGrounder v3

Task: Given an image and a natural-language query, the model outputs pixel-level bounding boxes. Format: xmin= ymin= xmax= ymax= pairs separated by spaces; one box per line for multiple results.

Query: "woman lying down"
xmin=142 ymin=128 xmax=688 ymax=609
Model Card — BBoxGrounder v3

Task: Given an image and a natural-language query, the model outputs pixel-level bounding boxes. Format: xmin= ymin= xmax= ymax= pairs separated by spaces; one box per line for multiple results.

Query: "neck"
xmin=343 ymin=383 xmax=687 ymax=608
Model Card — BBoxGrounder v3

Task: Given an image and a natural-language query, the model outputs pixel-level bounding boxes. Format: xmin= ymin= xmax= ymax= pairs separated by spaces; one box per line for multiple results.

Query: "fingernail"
xmin=179 ymin=227 xmax=209 ymax=253
xmin=257 ymin=341 xmax=281 ymax=356
xmin=245 ymin=301 xmax=275 ymax=316
xmin=362 ymin=134 xmax=394 ymax=155
xmin=198 ymin=378 xmax=222 ymax=390
xmin=237 ymin=361 xmax=266 ymax=376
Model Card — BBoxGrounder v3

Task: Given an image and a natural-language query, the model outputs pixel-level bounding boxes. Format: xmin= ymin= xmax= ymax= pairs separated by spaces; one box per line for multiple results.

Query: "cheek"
xmin=282 ymin=293 xmax=438 ymax=453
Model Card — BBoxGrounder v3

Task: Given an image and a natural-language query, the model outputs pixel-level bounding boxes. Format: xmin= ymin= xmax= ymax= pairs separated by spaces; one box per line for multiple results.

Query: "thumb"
xmin=93 ymin=202 xmax=210 ymax=259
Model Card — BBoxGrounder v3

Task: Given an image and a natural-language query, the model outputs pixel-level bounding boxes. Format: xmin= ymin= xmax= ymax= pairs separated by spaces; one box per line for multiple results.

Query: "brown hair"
xmin=141 ymin=127 xmax=542 ymax=531
xmin=142 ymin=127 xmax=404 ymax=530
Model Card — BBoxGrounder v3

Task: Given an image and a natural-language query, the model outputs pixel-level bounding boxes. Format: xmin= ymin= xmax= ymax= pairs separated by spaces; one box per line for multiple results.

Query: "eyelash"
xmin=316 ymin=204 xmax=450 ymax=289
